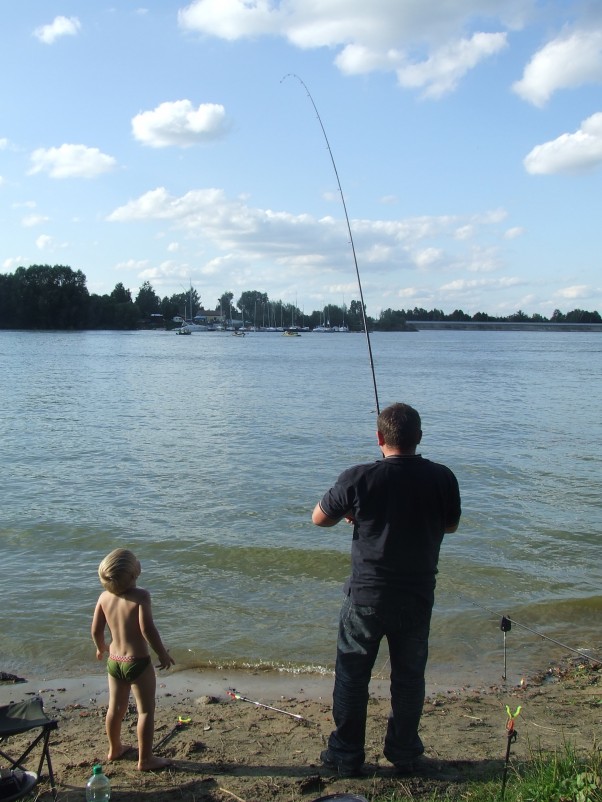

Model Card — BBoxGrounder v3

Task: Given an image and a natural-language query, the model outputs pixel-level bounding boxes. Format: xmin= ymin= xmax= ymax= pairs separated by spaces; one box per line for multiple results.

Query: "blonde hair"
xmin=98 ymin=548 xmax=140 ymax=594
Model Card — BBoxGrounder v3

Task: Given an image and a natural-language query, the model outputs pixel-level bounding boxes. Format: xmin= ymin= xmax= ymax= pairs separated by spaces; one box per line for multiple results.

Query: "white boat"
xmin=183 ymin=322 xmax=209 ymax=332
xmin=175 ymin=326 xmax=191 ymax=335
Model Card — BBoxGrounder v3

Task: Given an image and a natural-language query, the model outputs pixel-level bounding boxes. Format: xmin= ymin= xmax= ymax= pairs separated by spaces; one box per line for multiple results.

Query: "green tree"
xmin=169 ymin=287 xmax=200 ymax=319
xmin=7 ymin=264 xmax=89 ymax=329
xmin=160 ymin=295 xmax=180 ymax=321
xmin=110 ymin=283 xmax=132 ymax=304
xmin=104 ymin=282 xmax=139 ymax=329
xmin=217 ymin=291 xmax=234 ymax=313
xmin=135 ymin=281 xmax=161 ymax=318
xmin=449 ymin=309 xmax=470 ymax=321
xmin=565 ymin=308 xmax=602 ymax=323
xmin=378 ymin=308 xmax=407 ymax=330
xmin=238 ymin=290 xmax=268 ymax=326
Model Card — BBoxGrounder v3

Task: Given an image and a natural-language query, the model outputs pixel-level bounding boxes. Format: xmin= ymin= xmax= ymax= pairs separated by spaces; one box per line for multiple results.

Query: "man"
xmin=312 ymin=402 xmax=461 ymax=777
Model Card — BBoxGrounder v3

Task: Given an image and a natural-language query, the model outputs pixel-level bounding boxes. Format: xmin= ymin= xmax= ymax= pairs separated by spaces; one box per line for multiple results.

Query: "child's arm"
xmin=138 ymin=591 xmax=175 ymax=670
xmin=91 ymin=598 xmax=109 ymax=661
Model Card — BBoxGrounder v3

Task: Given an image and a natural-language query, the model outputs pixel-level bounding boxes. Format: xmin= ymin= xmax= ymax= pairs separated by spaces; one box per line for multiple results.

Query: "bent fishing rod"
xmin=281 ymin=76 xmax=602 ymax=675
xmin=282 ymin=73 xmax=380 ymax=415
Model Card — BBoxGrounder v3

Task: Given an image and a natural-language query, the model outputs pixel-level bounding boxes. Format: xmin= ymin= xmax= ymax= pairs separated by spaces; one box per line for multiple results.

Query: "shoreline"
xmin=1 ymin=659 xmax=600 ymax=802
xmin=0 ymin=667 xmax=383 ymax=710
xmin=0 ymin=658 xmax=533 ymax=711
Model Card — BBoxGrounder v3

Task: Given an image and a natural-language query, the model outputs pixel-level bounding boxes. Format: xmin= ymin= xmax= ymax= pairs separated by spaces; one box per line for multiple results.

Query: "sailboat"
xmin=313 ymin=307 xmax=334 ymax=332
xmin=179 ymin=284 xmax=208 ymax=332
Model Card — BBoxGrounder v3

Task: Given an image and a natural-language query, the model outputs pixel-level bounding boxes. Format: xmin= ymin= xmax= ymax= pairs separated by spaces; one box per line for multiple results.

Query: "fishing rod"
xmin=450 ymin=590 xmax=602 ymax=668
xmin=282 ymin=73 xmax=380 ymax=415
xmin=226 ymin=688 xmax=307 ymax=722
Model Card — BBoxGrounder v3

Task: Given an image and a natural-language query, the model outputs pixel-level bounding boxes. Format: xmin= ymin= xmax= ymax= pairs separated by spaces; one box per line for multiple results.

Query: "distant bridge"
xmin=409 ymin=321 xmax=602 ymax=332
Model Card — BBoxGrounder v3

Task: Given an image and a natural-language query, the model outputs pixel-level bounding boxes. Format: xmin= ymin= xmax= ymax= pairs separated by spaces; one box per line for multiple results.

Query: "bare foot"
xmin=107 ymin=744 xmax=134 ymax=761
xmin=137 ymin=756 xmax=172 ymax=771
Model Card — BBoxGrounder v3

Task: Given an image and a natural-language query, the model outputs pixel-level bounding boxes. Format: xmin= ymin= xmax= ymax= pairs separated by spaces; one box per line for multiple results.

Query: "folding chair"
xmin=0 ymin=698 xmax=58 ymax=800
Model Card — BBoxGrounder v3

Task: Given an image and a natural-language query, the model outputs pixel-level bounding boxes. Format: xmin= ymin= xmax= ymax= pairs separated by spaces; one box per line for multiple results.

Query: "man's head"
xmin=377 ymin=403 xmax=422 ymax=452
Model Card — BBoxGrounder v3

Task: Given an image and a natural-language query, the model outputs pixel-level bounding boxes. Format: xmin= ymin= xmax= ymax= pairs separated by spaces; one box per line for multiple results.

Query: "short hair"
xmin=377 ymin=403 xmax=422 ymax=449
xmin=98 ymin=548 xmax=139 ymax=595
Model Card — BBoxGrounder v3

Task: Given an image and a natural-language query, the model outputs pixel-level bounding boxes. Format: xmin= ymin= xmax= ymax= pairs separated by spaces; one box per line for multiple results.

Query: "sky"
xmin=1 ymin=1 xmax=602 ymax=318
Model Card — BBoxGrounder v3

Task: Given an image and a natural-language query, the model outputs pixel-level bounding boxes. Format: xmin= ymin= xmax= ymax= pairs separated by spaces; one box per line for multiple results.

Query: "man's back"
xmin=319 ymin=454 xmax=461 ymax=605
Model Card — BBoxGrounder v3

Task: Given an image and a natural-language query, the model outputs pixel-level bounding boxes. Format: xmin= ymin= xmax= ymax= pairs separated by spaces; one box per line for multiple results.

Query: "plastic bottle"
xmin=85 ymin=764 xmax=111 ymax=802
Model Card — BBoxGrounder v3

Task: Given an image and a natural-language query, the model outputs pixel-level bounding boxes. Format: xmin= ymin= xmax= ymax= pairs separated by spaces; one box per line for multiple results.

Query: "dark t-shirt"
xmin=318 ymin=454 xmax=461 ymax=606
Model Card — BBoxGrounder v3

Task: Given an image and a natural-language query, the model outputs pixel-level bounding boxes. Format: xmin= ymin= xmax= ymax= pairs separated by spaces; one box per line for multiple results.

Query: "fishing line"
xmin=282 ymin=73 xmax=380 ymax=415
xmin=448 ymin=590 xmax=602 ymax=667
xmin=281 ymin=75 xmax=601 ymax=681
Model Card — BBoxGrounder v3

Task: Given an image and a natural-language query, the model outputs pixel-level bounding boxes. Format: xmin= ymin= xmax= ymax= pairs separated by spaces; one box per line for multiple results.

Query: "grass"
xmin=375 ymin=742 xmax=602 ymax=802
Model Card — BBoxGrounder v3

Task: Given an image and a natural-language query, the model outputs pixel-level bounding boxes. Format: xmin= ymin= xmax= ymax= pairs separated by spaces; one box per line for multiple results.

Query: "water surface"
xmin=1 ymin=329 xmax=600 ymax=688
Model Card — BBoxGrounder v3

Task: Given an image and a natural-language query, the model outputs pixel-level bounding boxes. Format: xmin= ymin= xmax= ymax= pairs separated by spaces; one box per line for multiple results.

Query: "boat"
xmin=313 ymin=307 xmax=335 ymax=332
xmin=283 ymin=330 xmax=301 ymax=337
xmin=175 ymin=326 xmax=191 ymax=335
xmin=183 ymin=322 xmax=209 ymax=332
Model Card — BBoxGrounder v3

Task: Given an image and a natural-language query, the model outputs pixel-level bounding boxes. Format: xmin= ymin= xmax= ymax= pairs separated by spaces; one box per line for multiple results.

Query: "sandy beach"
xmin=1 ymin=658 xmax=601 ymax=802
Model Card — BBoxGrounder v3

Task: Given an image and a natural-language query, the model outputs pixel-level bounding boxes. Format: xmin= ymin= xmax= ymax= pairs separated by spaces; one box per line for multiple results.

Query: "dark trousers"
xmin=327 ymin=594 xmax=432 ymax=769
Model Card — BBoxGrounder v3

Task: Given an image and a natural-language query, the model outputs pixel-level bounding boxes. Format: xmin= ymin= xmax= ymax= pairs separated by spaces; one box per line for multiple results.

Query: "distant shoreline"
xmin=409 ymin=321 xmax=602 ymax=331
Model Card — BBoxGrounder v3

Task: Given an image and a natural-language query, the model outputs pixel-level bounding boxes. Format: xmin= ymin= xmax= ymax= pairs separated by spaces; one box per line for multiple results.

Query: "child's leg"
xmin=106 ymin=675 xmax=133 ymax=760
xmin=131 ymin=663 xmax=170 ymax=770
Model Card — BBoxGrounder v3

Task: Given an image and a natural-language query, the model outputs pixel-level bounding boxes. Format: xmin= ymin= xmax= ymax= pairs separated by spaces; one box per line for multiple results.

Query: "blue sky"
xmin=2 ymin=1 xmax=601 ymax=317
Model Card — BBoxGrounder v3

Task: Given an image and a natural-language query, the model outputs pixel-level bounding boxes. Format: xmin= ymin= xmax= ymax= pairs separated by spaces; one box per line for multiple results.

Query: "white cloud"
xmin=132 ymin=100 xmax=231 ymax=148
xmin=454 ymin=225 xmax=474 ymax=240
xmin=396 ymin=33 xmax=507 ymax=98
xmin=167 ymin=242 xmax=180 ymax=252
xmin=115 ymin=259 xmax=151 ymax=272
xmin=22 ymin=214 xmax=50 ymax=227
xmin=413 ymin=247 xmax=443 ymax=268
xmin=554 ymin=284 xmax=590 ymax=300
xmin=504 ymin=226 xmax=525 ymax=239
xmin=28 ymin=144 xmax=117 ymax=178
xmin=36 ymin=235 xmax=54 ymax=250
xmin=33 ymin=16 xmax=81 ymax=45
xmin=179 ymin=0 xmax=527 ymax=96
xmin=397 ymin=287 xmax=421 ymax=299
xmin=106 ymin=186 xmax=513 ymax=296
xmin=441 ymin=276 xmax=522 ymax=291
xmin=524 ymin=112 xmax=602 ymax=175
xmin=3 ymin=257 xmax=27 ymax=271
xmin=513 ymin=28 xmax=602 ymax=106
xmin=0 ymin=138 xmax=9 ymax=150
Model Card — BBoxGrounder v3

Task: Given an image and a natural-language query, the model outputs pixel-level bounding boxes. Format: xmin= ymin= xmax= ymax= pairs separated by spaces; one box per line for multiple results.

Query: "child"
xmin=91 ymin=548 xmax=175 ymax=771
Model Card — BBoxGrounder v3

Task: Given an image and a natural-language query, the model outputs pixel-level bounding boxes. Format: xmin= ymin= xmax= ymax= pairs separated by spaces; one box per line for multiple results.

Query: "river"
xmin=1 ymin=328 xmax=600 ymax=689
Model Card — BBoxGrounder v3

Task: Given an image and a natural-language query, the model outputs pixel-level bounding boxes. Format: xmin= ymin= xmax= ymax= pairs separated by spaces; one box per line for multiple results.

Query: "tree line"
xmin=0 ymin=264 xmax=600 ymax=331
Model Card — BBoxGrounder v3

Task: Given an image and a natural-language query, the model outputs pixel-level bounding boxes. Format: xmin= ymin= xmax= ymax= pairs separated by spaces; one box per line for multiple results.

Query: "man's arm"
xmin=312 ymin=502 xmax=341 ymax=527
xmin=444 ymin=522 xmax=459 ymax=534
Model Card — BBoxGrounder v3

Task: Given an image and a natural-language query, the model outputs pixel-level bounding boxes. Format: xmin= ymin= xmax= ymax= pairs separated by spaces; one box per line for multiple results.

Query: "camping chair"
xmin=0 ymin=698 xmax=58 ymax=800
